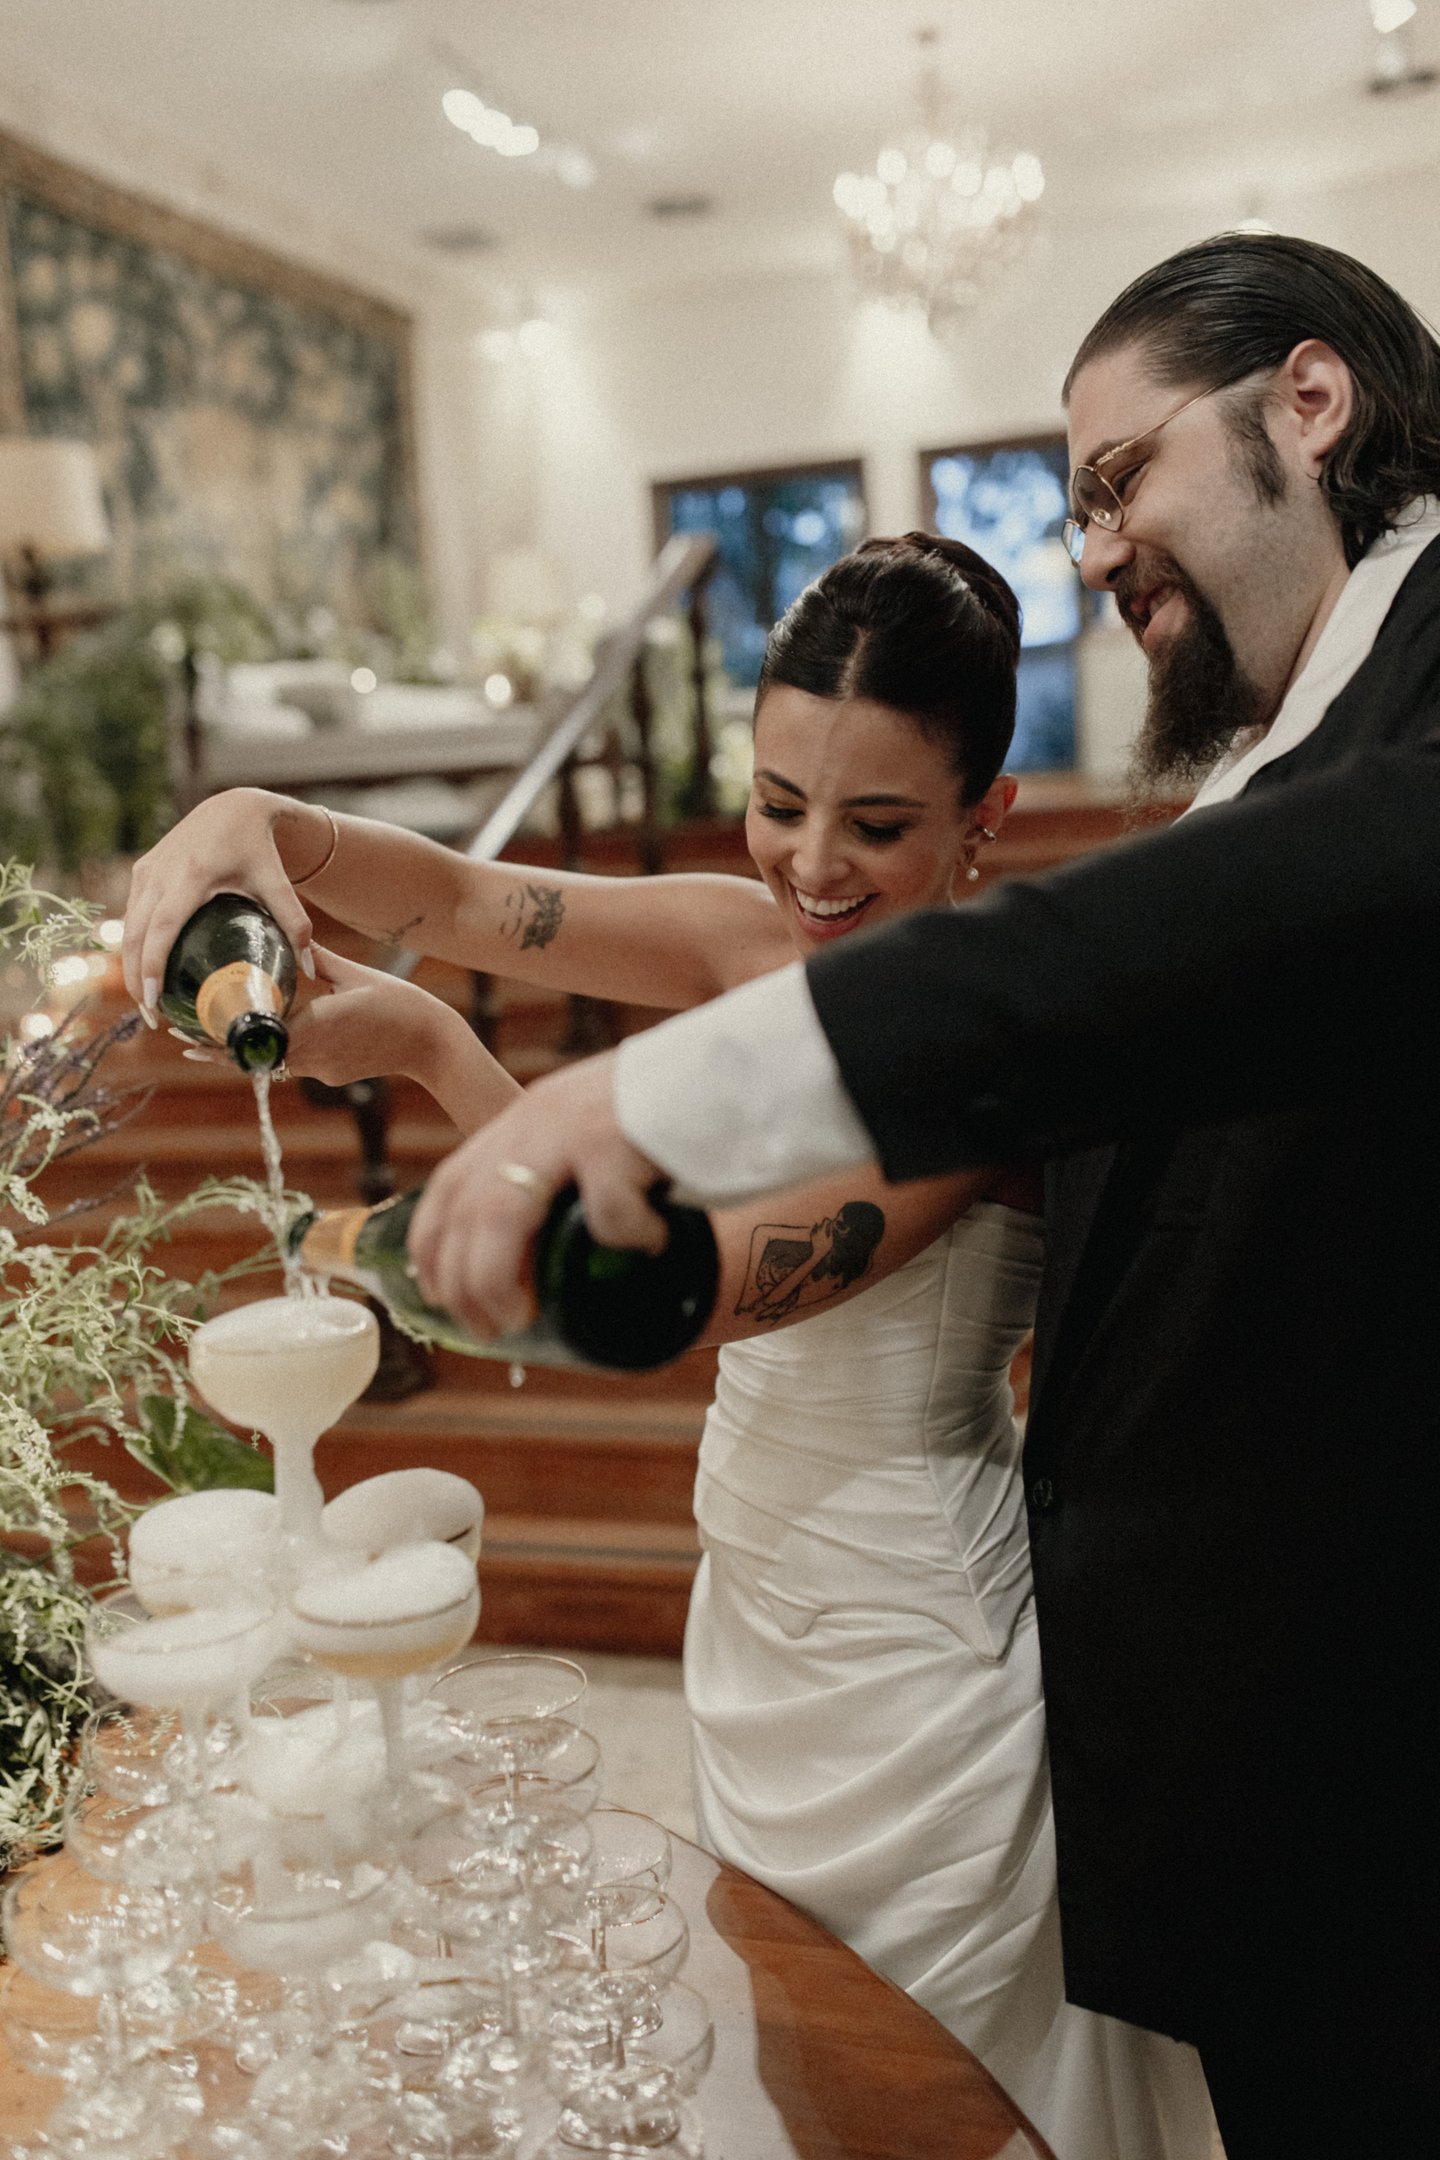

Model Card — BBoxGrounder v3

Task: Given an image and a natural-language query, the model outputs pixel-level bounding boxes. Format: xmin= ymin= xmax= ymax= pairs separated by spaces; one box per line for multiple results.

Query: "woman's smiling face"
xmin=746 ymin=685 xmax=980 ymax=953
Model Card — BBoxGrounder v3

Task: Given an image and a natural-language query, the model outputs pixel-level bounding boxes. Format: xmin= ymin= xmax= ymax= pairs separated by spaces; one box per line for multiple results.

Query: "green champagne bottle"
xmin=159 ymin=893 xmax=297 ymax=1073
xmin=288 ymin=1184 xmax=719 ymax=1373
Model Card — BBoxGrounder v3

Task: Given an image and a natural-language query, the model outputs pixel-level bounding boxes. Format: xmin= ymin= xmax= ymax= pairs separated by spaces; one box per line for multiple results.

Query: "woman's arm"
xmin=700 ymin=1165 xmax=1033 ymax=1348
xmin=123 ymin=788 xmax=790 ymax=1021
xmin=282 ymin=948 xmax=523 ymax=1133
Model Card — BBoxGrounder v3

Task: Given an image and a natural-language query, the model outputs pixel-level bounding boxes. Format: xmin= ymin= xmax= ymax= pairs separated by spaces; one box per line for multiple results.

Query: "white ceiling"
xmin=1 ymin=0 xmax=1437 ymax=306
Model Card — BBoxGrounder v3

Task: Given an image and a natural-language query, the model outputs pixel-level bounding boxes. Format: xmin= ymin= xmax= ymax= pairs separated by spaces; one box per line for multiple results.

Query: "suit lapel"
xmin=1027 ymin=529 xmax=1440 ymax=1434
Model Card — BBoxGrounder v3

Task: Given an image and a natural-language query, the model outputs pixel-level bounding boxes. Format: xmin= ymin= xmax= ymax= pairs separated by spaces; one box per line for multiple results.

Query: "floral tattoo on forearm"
xmin=501 ymin=884 xmax=566 ymax=953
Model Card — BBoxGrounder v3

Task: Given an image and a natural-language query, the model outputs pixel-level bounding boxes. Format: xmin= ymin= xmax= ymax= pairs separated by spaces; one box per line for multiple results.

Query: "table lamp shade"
xmin=0 ymin=437 xmax=110 ymax=559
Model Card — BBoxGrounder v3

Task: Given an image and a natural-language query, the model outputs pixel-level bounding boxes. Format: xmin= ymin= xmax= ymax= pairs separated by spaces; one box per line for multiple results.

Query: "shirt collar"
xmin=1185 ymin=495 xmax=1440 ymax=815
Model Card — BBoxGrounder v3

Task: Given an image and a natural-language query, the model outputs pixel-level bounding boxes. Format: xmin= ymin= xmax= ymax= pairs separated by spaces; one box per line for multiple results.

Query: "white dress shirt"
xmin=614 ymin=500 xmax=1440 ymax=1204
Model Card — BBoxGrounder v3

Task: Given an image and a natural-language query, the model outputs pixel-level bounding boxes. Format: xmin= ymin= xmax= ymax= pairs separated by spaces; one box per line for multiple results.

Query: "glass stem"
xmin=96 ymin=1988 xmax=128 ymax=2066
xmin=374 ymin=1679 xmax=408 ymax=1786
xmin=180 ymin=1705 xmax=208 ymax=1797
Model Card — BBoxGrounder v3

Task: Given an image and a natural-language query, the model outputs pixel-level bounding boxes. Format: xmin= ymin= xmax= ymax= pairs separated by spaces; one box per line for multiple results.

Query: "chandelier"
xmin=833 ymin=31 xmax=1044 ymax=337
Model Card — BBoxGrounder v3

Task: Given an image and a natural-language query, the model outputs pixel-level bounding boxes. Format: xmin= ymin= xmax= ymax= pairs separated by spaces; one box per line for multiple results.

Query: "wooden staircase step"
xmin=474 ymin=1513 xmax=699 ymax=1657
xmin=317 ymin=1386 xmax=704 ymax=1525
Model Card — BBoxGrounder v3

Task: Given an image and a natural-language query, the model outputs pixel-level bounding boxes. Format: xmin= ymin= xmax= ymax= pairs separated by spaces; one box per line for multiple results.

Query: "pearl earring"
xmin=965 ymin=863 xmax=980 ymax=883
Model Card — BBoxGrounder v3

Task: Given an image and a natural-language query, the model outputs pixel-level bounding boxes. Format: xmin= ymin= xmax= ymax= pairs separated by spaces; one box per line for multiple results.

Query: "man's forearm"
xmin=810 ymin=737 xmax=1440 ymax=1180
xmin=613 ymin=964 xmax=873 ymax=1205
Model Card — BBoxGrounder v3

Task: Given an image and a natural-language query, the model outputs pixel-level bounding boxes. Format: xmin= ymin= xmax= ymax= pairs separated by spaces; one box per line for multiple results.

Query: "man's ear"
xmin=1276 ymin=340 xmax=1354 ymax=477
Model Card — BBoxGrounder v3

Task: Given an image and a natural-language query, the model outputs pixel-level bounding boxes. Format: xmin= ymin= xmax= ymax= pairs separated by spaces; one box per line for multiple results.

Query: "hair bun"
xmin=894 ymin=531 xmax=1023 ymax=662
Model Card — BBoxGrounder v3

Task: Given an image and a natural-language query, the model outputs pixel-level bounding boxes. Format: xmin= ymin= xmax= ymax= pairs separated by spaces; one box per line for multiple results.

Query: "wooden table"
xmin=0 ymin=1837 xmax=1053 ymax=2159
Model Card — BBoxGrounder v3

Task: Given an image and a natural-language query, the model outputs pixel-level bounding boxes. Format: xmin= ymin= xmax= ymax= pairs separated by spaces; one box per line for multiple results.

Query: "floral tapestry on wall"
xmin=0 ymin=130 xmax=418 ymax=623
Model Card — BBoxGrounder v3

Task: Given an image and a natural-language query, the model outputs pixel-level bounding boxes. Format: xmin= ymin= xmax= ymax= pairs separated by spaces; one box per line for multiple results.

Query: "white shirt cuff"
xmin=613 ymin=962 xmax=875 ymax=1206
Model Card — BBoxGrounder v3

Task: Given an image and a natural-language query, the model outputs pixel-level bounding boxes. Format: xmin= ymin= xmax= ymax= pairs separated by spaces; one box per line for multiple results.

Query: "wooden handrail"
xmin=469 ymin=532 xmax=717 ymax=865
xmin=390 ymin=530 xmax=716 ymax=981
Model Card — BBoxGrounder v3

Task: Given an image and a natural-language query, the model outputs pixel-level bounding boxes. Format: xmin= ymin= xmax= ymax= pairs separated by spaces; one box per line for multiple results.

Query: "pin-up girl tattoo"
xmin=735 ymin=1200 xmax=886 ymax=1324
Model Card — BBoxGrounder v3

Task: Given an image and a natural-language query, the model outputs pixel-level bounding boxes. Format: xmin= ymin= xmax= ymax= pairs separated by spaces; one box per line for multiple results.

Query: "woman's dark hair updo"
xmin=755 ymin=532 xmax=1021 ymax=805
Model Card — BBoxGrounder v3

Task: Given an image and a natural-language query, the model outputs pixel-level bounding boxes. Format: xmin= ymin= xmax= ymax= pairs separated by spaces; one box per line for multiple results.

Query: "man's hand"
xmin=407 ymin=1051 xmax=669 ymax=1339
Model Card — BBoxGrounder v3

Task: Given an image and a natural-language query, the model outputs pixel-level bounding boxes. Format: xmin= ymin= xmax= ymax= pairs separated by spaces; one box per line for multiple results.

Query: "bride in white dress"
xmin=123 ymin=534 xmax=1215 ymax=2159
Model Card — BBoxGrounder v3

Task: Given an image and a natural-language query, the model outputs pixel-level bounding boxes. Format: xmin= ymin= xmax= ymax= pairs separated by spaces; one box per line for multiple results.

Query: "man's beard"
xmin=1120 ymin=555 xmax=1270 ymax=808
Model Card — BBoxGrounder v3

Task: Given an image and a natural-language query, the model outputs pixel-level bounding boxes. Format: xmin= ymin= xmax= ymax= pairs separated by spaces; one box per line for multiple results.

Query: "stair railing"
xmin=319 ymin=532 xmax=719 ymax=1391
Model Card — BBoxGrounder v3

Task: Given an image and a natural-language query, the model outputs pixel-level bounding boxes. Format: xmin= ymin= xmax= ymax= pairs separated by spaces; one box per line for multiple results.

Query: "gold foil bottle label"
xmin=194 ymin=962 xmax=285 ymax=1047
xmin=297 ymin=1205 xmax=370 ymax=1279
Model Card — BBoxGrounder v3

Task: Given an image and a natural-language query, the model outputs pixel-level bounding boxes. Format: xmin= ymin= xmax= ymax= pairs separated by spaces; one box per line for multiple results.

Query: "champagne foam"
xmin=131 ymin=1489 xmax=276 ymax=1563
xmin=293 ymin=1541 xmax=475 ymax=1625
xmin=322 ymin=1469 xmax=482 ymax=1554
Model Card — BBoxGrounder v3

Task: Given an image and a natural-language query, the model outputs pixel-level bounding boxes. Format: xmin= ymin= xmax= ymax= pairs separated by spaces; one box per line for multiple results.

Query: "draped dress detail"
xmin=685 ymin=1203 xmax=1213 ymax=2160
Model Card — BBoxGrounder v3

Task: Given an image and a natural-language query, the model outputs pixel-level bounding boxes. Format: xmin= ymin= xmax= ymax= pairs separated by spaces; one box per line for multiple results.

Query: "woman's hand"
xmin=282 ymin=947 xmax=443 ymax=1091
xmin=291 ymin=947 xmax=522 ymax=1133
xmin=122 ymin=788 xmax=332 ymax=1022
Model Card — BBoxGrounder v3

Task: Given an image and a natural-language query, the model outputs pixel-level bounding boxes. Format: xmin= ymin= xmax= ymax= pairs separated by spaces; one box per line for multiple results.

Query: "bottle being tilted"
xmin=159 ymin=893 xmax=297 ymax=1072
xmin=289 ymin=1184 xmax=719 ymax=1373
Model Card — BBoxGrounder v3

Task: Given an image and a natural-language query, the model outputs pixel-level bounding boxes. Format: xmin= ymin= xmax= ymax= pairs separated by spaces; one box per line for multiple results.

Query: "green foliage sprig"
xmin=1 ymin=863 xmax=300 ymax=1867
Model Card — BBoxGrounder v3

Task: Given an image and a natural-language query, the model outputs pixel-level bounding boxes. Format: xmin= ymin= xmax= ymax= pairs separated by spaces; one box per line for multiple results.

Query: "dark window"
xmin=654 ymin=461 xmax=867 ymax=687
xmin=922 ymin=437 xmax=1081 ymax=771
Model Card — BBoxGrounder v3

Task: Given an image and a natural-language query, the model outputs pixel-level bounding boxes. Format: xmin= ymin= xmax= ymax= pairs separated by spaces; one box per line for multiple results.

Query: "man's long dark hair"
xmin=756 ymin=533 xmax=1020 ymax=807
xmin=1064 ymin=233 xmax=1440 ymax=566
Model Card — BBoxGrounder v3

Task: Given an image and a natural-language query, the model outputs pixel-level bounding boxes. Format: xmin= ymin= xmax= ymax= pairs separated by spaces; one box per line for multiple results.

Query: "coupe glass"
xmin=460 ymin=1720 xmax=603 ymax=1833
xmin=208 ymin=1854 xmax=399 ymax=2142
xmin=1 ymin=1860 xmax=204 ymax=2156
xmin=542 ymin=1980 xmax=713 ymax=2158
xmin=289 ymin=1540 xmax=479 ymax=1831
xmin=431 ymin=1652 xmax=587 ymax=1754
xmin=551 ymin=1891 xmax=690 ymax=2039
xmin=85 ymin=1591 xmax=281 ymax=1799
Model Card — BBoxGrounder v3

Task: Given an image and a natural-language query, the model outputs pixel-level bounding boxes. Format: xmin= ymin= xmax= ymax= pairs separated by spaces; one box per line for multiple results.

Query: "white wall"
xmin=498 ymin=163 xmax=1440 ymax=773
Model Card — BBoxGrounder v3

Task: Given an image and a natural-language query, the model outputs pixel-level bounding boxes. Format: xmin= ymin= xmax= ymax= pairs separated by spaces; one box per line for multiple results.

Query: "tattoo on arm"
xmin=358 ymin=911 xmax=425 ymax=946
xmin=734 ymin=1200 xmax=886 ymax=1324
xmin=501 ymin=884 xmax=566 ymax=953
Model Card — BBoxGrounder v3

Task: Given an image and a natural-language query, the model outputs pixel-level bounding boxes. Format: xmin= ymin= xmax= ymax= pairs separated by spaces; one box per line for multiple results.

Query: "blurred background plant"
xmin=1 ymin=861 xmax=293 ymax=1868
xmin=0 ymin=576 xmax=275 ymax=873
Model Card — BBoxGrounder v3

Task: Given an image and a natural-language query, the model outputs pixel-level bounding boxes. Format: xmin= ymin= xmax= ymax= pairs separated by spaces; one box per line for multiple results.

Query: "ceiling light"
xmin=442 ymin=87 xmax=542 ymax=159
xmin=516 ymin=318 xmax=556 ymax=356
xmin=419 ymin=226 xmax=501 ymax=256
xmin=834 ymin=29 xmax=1044 ymax=337
xmin=554 ymin=147 xmax=598 ymax=189
xmin=646 ymin=194 xmax=716 ymax=221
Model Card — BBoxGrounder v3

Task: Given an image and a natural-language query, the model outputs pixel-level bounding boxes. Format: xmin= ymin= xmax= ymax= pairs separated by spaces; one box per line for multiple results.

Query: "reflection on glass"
xmin=662 ymin=466 xmax=867 ymax=686
xmin=929 ymin=441 xmax=1081 ymax=771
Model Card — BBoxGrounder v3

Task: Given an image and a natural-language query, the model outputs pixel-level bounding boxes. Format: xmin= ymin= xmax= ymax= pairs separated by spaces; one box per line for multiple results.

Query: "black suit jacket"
xmin=807 ymin=534 xmax=1440 ymax=2048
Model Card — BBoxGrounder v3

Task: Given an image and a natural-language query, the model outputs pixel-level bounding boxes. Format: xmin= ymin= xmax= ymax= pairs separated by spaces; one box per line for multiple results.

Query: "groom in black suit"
xmin=412 ymin=235 xmax=1440 ymax=2158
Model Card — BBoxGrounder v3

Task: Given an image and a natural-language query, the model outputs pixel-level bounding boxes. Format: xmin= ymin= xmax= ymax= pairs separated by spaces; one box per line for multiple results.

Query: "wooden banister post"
xmin=629 ymin=643 xmax=664 ymax=877
xmin=687 ymin=561 xmax=716 ymax=821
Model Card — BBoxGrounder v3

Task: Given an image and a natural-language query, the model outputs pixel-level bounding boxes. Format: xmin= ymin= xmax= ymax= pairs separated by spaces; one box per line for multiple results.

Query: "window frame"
xmin=918 ymin=430 xmax=1084 ymax=775
xmin=651 ymin=455 xmax=868 ymax=562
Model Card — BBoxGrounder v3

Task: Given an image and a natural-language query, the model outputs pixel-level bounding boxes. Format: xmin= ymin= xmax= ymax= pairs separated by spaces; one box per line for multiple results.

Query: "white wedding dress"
xmin=685 ymin=1202 xmax=1214 ymax=2160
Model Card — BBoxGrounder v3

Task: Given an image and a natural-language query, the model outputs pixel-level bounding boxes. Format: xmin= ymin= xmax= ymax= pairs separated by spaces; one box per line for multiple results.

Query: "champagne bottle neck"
xmin=293 ymin=1204 xmax=373 ymax=1281
xmin=195 ymin=960 xmax=289 ymax=1067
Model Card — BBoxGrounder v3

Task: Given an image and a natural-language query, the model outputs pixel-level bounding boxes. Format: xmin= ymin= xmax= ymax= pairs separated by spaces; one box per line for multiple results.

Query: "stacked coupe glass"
xmin=2 ymin=1297 xmax=712 ymax=2159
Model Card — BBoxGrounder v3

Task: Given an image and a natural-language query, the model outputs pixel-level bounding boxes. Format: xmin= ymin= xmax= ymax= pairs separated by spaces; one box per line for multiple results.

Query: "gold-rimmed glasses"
xmin=1063 ymin=384 xmax=1219 ymax=563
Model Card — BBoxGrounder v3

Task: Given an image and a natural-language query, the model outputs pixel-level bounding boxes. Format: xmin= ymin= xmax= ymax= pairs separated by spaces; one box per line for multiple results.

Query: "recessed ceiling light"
xmin=419 ymin=226 xmax=502 ymax=255
xmin=646 ymin=195 xmax=716 ymax=221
